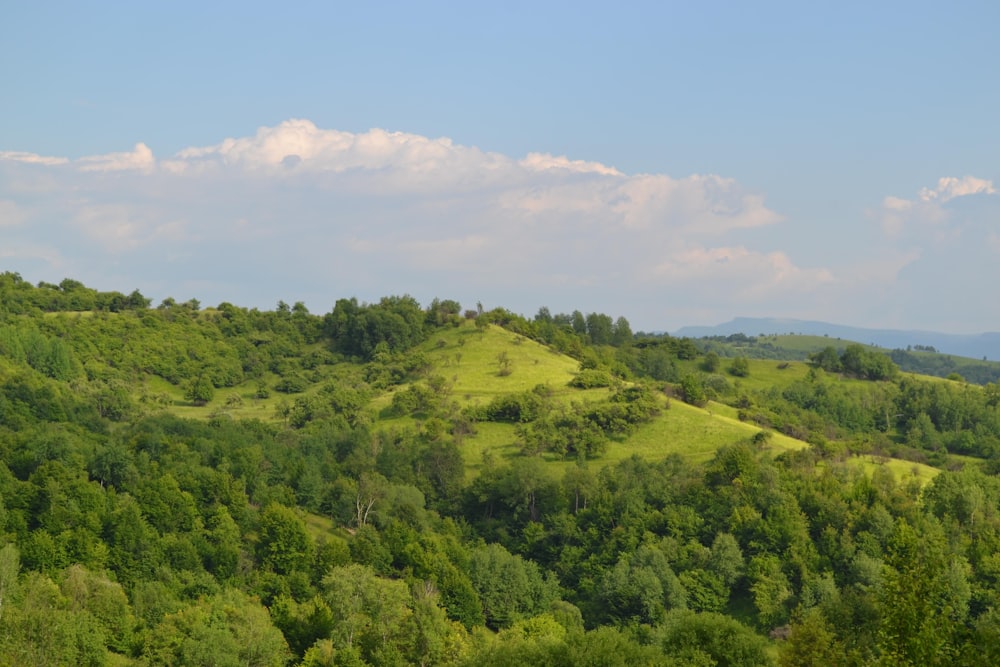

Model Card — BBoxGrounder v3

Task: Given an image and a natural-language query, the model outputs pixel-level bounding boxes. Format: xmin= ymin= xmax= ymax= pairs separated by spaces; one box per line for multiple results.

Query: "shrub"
xmin=569 ymin=369 xmax=613 ymax=389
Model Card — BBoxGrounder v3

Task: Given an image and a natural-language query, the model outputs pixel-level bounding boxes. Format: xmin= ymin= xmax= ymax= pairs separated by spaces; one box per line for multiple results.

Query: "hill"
xmin=675 ymin=316 xmax=1000 ymax=361
xmin=690 ymin=331 xmax=1000 ymax=385
xmin=3 ymin=272 xmax=1000 ymax=666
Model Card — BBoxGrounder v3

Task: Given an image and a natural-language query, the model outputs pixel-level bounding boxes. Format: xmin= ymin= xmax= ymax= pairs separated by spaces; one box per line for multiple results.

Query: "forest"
xmin=3 ymin=271 xmax=1000 ymax=666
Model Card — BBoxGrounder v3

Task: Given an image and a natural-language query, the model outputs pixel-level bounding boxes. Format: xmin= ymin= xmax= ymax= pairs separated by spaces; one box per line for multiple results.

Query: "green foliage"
xmin=568 ymin=368 xmax=614 ymax=388
xmin=468 ymin=543 xmax=560 ymax=629
xmin=680 ymin=373 xmax=707 ymax=407
xmin=657 ymin=609 xmax=771 ymax=667
xmin=8 ymin=276 xmax=1000 ymax=665
xmin=184 ymin=374 xmax=215 ymax=405
xmin=327 ymin=295 xmax=429 ymax=359
xmin=597 ymin=544 xmax=687 ymax=625
xmin=890 ymin=347 xmax=1000 ymax=385
xmin=840 ymin=343 xmax=898 ymax=380
xmin=258 ymin=503 xmax=315 ymax=575
xmin=321 ymin=563 xmax=414 ymax=662
xmin=808 ymin=345 xmax=842 ymax=372
xmin=274 ymin=373 xmax=309 ymax=394
xmin=702 ymin=351 xmax=721 ymax=373
xmin=470 ymin=386 xmax=548 ymax=423
xmin=143 ymin=588 xmax=291 ymax=666
xmin=515 ymin=385 xmax=661 ymax=459
xmin=729 ymin=356 xmax=750 ymax=377
xmin=0 ymin=571 xmax=111 ymax=667
xmin=0 ymin=324 xmax=78 ymax=380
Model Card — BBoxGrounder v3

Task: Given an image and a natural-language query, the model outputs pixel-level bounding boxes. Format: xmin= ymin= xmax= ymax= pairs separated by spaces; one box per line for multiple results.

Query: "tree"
xmin=126 ymin=289 xmax=151 ymax=309
xmin=597 ymin=544 xmax=687 ymax=625
xmin=748 ymin=554 xmax=792 ymax=629
xmin=658 ymin=609 xmax=770 ymax=667
xmin=611 ymin=316 xmax=633 ymax=347
xmin=702 ymin=351 xmax=721 ymax=373
xmin=59 ymin=564 xmax=135 ymax=654
xmin=355 ymin=472 xmax=389 ymax=527
xmin=534 ymin=306 xmax=553 ymax=323
xmin=322 ymin=563 xmax=412 ymax=662
xmin=0 ymin=572 xmax=111 ymax=667
xmin=0 ymin=544 xmax=19 ymax=624
xmin=258 ymin=503 xmax=314 ymax=575
xmin=680 ymin=374 xmax=707 ymax=407
xmin=403 ymin=583 xmax=470 ymax=666
xmin=809 ymin=346 xmax=842 ymax=372
xmin=585 ymin=313 xmax=614 ymax=346
xmin=144 ymin=589 xmax=291 ymax=667
xmin=708 ymin=533 xmax=744 ymax=588
xmin=468 ymin=543 xmax=559 ymax=629
xmin=497 ymin=350 xmax=513 ymax=377
xmin=271 ymin=595 xmax=336 ymax=659
xmin=874 ymin=519 xmax=969 ymax=666
xmin=184 ymin=374 xmax=215 ymax=406
xmin=729 ymin=357 xmax=750 ymax=377
xmin=780 ymin=608 xmax=841 ymax=667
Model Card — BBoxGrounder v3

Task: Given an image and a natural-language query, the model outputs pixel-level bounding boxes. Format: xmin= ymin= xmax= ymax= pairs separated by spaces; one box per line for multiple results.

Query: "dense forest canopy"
xmin=3 ymin=272 xmax=1000 ymax=665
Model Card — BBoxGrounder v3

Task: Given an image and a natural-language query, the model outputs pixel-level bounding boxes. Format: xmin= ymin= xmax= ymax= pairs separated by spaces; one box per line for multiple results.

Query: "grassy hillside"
xmin=700 ymin=332 xmax=1000 ymax=384
xmin=110 ymin=317 xmax=943 ymax=485
xmin=355 ymin=323 xmax=944 ymax=484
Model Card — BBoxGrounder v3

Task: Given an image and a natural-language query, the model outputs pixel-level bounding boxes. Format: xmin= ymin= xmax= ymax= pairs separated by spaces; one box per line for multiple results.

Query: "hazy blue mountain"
xmin=674 ymin=317 xmax=1000 ymax=361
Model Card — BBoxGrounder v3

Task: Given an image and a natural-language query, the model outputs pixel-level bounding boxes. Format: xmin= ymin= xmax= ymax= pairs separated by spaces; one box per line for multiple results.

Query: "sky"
xmin=1 ymin=1 xmax=998 ymax=334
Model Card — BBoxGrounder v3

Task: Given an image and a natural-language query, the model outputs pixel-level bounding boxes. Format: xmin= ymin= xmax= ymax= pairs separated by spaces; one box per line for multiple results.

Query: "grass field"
xmin=420 ymin=323 xmax=601 ymax=403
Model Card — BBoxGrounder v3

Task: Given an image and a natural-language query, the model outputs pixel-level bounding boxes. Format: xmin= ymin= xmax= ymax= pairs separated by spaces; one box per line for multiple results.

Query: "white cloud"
xmin=918 ymin=175 xmax=996 ymax=203
xmin=0 ymin=119 xmax=834 ymax=328
xmin=648 ymin=246 xmax=833 ymax=294
xmin=77 ymin=143 xmax=155 ymax=172
xmin=520 ymin=152 xmax=622 ymax=176
xmin=165 ymin=120 xmax=510 ymax=189
xmin=880 ymin=174 xmax=996 ymax=237
xmin=864 ymin=176 xmax=1000 ymax=331
xmin=0 ymin=151 xmax=70 ymax=166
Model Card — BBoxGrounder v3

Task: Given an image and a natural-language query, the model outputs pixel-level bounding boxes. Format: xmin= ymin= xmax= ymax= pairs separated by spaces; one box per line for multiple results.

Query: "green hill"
xmin=698 ymin=332 xmax=1000 ymax=384
xmin=7 ymin=273 xmax=1000 ymax=666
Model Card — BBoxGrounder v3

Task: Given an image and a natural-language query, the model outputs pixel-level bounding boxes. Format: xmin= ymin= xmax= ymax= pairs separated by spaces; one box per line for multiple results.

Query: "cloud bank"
xmin=874 ymin=176 xmax=999 ymax=331
xmin=2 ymin=120 xmax=993 ymax=331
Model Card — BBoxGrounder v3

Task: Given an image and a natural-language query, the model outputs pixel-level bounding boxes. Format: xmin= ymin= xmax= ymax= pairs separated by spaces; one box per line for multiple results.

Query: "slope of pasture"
xmin=368 ymin=322 xmax=609 ymax=416
xmin=376 ymin=325 xmax=944 ymax=485
xmin=422 ymin=323 xmax=589 ymax=402
xmin=617 ymin=399 xmax=807 ymax=463
xmin=849 ymin=455 xmax=940 ymax=485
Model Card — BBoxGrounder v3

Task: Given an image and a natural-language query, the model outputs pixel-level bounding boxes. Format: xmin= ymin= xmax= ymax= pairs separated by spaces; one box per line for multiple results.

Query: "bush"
xmin=680 ymin=374 xmax=707 ymax=407
xmin=569 ymin=369 xmax=613 ymax=388
xmin=729 ymin=357 xmax=750 ymax=377
xmin=274 ymin=374 xmax=308 ymax=394
xmin=702 ymin=351 xmax=721 ymax=372
xmin=184 ymin=376 xmax=215 ymax=405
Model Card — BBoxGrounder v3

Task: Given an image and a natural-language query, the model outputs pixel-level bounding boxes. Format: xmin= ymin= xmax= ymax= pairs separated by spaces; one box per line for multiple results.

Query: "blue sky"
xmin=2 ymin=1 xmax=998 ymax=333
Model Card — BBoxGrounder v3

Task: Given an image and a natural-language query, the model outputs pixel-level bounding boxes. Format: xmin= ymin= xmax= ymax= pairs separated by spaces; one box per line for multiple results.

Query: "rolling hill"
xmin=675 ymin=316 xmax=1000 ymax=361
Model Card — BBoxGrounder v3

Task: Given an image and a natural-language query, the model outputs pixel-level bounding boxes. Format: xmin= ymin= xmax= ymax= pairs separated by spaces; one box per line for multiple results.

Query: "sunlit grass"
xmin=419 ymin=322 xmax=592 ymax=405
xmin=842 ymin=455 xmax=940 ymax=486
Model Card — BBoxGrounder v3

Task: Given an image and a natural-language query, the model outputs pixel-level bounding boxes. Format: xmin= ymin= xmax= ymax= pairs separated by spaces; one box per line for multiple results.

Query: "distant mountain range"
xmin=674 ymin=318 xmax=1000 ymax=361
